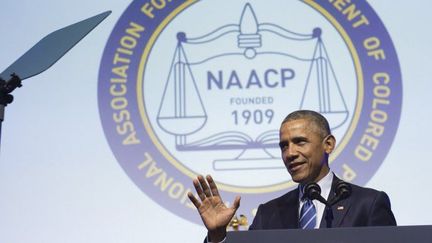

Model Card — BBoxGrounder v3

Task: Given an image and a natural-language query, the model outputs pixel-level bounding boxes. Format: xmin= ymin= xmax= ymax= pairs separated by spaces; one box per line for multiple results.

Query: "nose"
xmin=283 ymin=145 xmax=298 ymax=162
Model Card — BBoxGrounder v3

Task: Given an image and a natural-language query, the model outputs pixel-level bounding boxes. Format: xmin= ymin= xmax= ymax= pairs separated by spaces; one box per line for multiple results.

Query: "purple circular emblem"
xmin=98 ymin=0 xmax=401 ymax=224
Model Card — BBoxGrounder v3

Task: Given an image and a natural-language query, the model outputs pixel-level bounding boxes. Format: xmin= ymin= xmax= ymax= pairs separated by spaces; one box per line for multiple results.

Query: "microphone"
xmin=328 ymin=181 xmax=352 ymax=206
xmin=303 ymin=180 xmax=351 ymax=228
xmin=303 ymin=182 xmax=329 ymax=206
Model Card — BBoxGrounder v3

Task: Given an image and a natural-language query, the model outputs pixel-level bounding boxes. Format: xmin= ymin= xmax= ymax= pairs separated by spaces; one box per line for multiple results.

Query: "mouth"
xmin=288 ymin=161 xmax=306 ymax=173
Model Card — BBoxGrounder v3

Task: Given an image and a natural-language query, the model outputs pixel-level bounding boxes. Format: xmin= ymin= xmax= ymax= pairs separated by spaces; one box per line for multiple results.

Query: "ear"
xmin=323 ymin=135 xmax=336 ymax=154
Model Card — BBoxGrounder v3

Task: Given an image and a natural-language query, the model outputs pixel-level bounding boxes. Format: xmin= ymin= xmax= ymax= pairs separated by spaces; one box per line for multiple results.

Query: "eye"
xmin=293 ymin=138 xmax=308 ymax=146
xmin=279 ymin=142 xmax=288 ymax=151
xmin=297 ymin=141 xmax=307 ymax=146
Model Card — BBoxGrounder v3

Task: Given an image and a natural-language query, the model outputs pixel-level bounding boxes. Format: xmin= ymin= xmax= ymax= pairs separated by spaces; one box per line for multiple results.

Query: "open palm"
xmin=188 ymin=175 xmax=241 ymax=241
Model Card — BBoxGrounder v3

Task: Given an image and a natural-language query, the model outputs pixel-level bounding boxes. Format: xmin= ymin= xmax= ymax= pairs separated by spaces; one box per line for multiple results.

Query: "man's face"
xmin=279 ymin=118 xmax=335 ymax=184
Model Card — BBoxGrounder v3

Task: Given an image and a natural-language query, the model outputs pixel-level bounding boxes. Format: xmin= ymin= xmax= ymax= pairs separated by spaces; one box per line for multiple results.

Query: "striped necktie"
xmin=299 ymin=199 xmax=317 ymax=229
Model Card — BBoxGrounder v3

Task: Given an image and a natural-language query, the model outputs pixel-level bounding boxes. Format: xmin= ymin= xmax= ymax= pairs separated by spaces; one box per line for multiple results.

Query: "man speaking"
xmin=188 ymin=110 xmax=396 ymax=243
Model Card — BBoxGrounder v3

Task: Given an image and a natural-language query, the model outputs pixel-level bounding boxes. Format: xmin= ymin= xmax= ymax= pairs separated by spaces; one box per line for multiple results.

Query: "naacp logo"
xmin=98 ymin=0 xmax=402 ymax=224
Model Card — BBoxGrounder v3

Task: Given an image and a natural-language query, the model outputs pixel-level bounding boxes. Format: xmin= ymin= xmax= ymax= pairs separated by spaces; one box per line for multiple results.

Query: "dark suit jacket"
xmin=249 ymin=175 xmax=396 ymax=229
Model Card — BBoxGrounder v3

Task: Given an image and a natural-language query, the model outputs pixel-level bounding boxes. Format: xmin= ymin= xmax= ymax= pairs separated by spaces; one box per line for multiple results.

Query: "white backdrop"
xmin=0 ymin=1 xmax=431 ymax=242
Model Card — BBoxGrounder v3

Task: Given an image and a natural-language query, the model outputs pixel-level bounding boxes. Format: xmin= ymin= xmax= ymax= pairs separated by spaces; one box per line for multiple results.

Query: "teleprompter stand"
xmin=0 ymin=10 xmax=111 ymax=153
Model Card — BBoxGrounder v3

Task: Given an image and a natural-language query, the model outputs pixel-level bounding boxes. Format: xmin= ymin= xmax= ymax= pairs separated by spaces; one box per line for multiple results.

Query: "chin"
xmin=290 ymin=172 xmax=307 ymax=184
xmin=291 ymin=176 xmax=304 ymax=184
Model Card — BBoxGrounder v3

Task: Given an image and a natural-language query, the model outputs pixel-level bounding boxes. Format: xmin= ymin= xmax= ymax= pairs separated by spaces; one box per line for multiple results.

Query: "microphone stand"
xmin=324 ymin=205 xmax=334 ymax=228
xmin=0 ymin=11 xmax=111 ymax=155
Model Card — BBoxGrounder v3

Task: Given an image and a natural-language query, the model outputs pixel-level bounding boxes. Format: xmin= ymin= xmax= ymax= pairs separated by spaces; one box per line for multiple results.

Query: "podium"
xmin=227 ymin=225 xmax=432 ymax=243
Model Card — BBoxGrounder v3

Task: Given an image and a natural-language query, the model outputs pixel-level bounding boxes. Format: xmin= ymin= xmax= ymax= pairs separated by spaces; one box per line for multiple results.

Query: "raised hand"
xmin=188 ymin=175 xmax=241 ymax=242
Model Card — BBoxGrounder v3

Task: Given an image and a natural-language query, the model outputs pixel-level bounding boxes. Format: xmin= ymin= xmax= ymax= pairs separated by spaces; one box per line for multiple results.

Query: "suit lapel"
xmin=320 ymin=175 xmax=352 ymax=228
xmin=279 ymin=188 xmax=300 ymax=229
xmin=331 ymin=195 xmax=351 ymax=227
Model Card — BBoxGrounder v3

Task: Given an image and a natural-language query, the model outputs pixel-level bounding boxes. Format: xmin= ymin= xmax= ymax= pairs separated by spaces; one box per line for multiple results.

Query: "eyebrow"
xmin=279 ymin=136 xmax=308 ymax=148
xmin=292 ymin=136 xmax=308 ymax=143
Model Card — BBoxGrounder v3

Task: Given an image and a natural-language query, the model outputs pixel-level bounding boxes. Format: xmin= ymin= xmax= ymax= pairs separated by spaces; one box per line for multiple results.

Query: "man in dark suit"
xmin=249 ymin=175 xmax=396 ymax=229
xmin=188 ymin=110 xmax=396 ymax=243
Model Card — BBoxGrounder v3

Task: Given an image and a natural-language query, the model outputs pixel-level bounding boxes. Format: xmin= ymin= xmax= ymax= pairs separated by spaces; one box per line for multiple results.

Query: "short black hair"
xmin=281 ymin=110 xmax=331 ymax=138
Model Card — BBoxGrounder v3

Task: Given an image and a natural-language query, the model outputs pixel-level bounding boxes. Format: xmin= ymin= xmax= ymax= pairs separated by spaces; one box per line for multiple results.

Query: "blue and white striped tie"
xmin=299 ymin=199 xmax=317 ymax=229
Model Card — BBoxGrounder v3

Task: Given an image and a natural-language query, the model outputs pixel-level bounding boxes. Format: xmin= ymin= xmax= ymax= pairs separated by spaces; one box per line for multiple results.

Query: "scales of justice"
xmin=156 ymin=3 xmax=349 ymax=171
